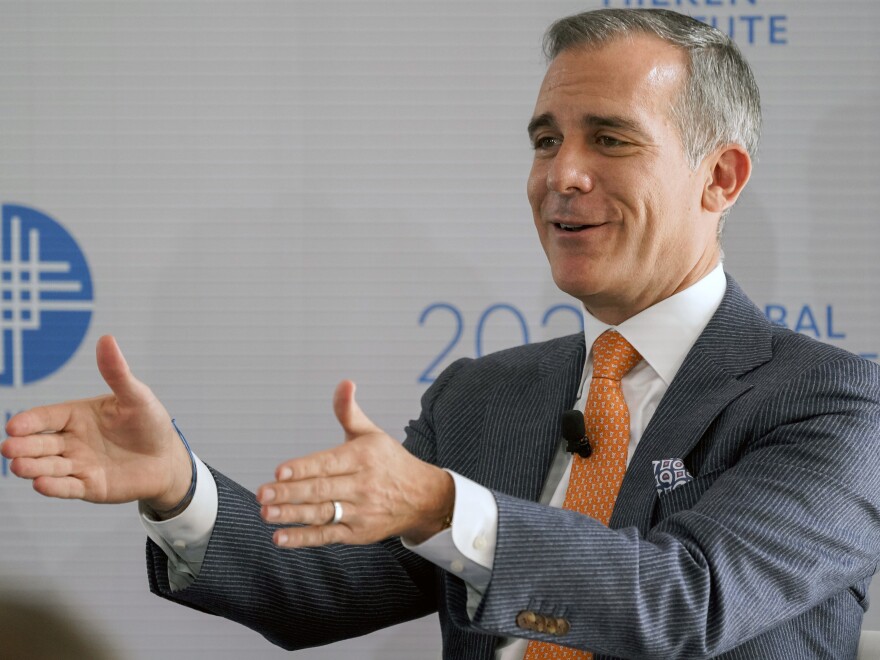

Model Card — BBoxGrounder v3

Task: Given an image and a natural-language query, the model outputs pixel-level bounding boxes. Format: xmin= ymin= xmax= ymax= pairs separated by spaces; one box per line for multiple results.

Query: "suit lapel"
xmin=476 ymin=333 xmax=586 ymax=502
xmin=610 ymin=276 xmax=773 ymax=533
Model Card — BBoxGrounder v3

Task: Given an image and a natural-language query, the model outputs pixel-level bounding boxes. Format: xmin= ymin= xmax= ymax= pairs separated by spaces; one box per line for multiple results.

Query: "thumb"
xmin=333 ymin=380 xmax=380 ymax=440
xmin=96 ymin=335 xmax=145 ymax=406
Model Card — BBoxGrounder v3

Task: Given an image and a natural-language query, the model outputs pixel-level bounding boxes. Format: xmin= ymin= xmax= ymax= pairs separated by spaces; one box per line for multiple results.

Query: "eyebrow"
xmin=527 ymin=112 xmax=648 ymax=140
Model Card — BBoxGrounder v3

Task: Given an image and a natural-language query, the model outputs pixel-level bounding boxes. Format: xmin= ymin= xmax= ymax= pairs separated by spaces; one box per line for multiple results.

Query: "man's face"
xmin=527 ymin=35 xmax=721 ymax=324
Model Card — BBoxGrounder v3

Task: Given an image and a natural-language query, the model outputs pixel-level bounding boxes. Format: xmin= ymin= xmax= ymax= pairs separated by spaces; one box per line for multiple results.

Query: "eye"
xmin=532 ymin=135 xmax=561 ymax=151
xmin=596 ymin=135 xmax=628 ymax=148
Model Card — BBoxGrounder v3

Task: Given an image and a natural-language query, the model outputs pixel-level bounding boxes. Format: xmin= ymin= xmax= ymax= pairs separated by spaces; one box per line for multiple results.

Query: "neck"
xmin=584 ymin=255 xmax=721 ymax=326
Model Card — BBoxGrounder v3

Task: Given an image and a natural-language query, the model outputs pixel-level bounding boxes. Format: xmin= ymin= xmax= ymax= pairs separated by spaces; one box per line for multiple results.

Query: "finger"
xmin=274 ymin=523 xmax=353 ymax=549
xmin=273 ymin=444 xmax=360 ymax=482
xmin=6 ymin=405 xmax=74 ymax=438
xmin=333 ymin=380 xmax=380 ymax=441
xmin=261 ymin=501 xmax=338 ymax=526
xmin=11 ymin=456 xmax=75 ymax=480
xmin=1 ymin=434 xmax=65 ymax=459
xmin=95 ymin=335 xmax=146 ymax=407
xmin=33 ymin=476 xmax=86 ymax=499
xmin=258 ymin=474 xmax=359 ymax=506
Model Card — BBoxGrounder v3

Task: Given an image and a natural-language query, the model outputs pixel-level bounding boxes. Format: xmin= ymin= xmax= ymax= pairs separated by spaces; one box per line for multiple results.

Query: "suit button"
xmin=556 ymin=618 xmax=570 ymax=635
xmin=534 ymin=614 xmax=547 ymax=633
xmin=516 ymin=611 xmax=536 ymax=630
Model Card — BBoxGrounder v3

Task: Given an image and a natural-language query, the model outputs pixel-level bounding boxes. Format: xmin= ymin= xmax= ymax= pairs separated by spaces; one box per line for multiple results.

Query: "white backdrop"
xmin=0 ymin=1 xmax=878 ymax=658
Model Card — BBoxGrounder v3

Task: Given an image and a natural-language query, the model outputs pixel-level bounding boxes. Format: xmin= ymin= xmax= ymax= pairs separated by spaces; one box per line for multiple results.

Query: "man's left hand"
xmin=257 ymin=380 xmax=454 ymax=548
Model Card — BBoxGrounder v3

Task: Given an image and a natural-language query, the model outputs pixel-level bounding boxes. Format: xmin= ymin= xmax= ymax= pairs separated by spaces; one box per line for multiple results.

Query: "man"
xmin=3 ymin=8 xmax=879 ymax=659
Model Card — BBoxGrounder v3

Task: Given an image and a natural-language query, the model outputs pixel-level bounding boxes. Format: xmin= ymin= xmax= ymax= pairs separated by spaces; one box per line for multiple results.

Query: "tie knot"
xmin=591 ymin=330 xmax=642 ymax=381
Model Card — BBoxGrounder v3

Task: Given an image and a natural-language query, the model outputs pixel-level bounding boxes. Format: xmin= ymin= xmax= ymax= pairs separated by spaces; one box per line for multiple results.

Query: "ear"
xmin=701 ymin=144 xmax=752 ymax=214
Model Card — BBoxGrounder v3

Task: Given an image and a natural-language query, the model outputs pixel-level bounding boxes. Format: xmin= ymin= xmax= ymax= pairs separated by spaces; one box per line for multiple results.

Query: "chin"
xmin=551 ymin=272 xmax=602 ymax=302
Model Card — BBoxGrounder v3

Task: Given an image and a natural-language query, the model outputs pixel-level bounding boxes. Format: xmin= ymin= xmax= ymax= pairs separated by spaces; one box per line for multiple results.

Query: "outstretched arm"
xmin=2 ymin=335 xmax=192 ymax=513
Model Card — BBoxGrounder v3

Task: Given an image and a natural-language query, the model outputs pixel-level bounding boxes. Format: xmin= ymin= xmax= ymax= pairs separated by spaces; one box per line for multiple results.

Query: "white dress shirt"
xmin=141 ymin=265 xmax=727 ymax=659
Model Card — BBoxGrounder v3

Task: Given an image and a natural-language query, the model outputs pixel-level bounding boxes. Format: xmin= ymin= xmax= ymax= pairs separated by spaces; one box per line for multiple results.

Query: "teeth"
xmin=559 ymin=223 xmax=580 ymax=230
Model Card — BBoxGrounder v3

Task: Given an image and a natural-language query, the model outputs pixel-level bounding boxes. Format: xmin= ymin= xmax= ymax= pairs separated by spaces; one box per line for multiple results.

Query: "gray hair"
xmin=544 ymin=9 xmax=761 ymax=228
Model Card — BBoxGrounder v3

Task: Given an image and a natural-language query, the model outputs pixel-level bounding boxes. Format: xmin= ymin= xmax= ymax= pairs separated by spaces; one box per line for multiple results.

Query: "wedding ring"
xmin=330 ymin=500 xmax=344 ymax=525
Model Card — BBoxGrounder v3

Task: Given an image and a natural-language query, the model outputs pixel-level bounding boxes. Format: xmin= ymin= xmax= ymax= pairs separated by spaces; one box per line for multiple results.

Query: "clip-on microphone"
xmin=561 ymin=410 xmax=591 ymax=458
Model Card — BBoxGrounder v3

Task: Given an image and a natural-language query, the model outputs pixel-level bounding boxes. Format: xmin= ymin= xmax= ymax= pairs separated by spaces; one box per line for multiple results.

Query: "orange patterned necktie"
xmin=523 ymin=330 xmax=642 ymax=660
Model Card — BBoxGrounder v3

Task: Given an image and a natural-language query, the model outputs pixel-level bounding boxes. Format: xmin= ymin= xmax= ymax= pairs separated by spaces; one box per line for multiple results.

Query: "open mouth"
xmin=555 ymin=223 xmax=590 ymax=232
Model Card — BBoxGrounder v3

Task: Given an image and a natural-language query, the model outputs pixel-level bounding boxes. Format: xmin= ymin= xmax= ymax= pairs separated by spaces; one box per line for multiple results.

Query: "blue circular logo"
xmin=0 ymin=204 xmax=93 ymax=386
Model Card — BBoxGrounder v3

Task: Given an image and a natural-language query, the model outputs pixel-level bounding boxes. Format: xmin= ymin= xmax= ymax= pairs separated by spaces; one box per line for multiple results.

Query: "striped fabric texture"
xmin=524 ymin=331 xmax=642 ymax=660
xmin=147 ymin=277 xmax=880 ymax=659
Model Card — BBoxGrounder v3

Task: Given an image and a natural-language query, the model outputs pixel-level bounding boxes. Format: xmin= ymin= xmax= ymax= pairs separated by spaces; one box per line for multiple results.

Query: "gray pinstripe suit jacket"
xmin=148 ymin=276 xmax=880 ymax=659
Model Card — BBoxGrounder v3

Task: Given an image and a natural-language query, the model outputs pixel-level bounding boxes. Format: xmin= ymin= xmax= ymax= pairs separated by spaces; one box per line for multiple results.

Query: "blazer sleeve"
xmin=146 ymin=468 xmax=439 ymax=650
xmin=460 ymin=355 xmax=880 ymax=658
xmin=143 ymin=359 xmax=477 ymax=651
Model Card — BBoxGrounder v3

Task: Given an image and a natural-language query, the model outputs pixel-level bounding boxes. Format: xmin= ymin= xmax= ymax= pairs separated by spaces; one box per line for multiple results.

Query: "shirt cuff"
xmin=402 ymin=470 xmax=496 ymax=592
xmin=139 ymin=454 xmax=218 ymax=591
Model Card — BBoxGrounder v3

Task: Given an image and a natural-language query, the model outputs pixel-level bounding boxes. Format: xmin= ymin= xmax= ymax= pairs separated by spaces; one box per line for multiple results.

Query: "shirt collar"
xmin=581 ymin=264 xmax=727 ymax=386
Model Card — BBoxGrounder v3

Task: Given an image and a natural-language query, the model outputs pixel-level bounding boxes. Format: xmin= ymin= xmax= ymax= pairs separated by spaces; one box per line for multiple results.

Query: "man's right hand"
xmin=1 ymin=335 xmax=192 ymax=512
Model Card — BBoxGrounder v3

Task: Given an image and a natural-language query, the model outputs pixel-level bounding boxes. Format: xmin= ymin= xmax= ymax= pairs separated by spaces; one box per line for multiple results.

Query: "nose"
xmin=546 ymin=142 xmax=595 ymax=194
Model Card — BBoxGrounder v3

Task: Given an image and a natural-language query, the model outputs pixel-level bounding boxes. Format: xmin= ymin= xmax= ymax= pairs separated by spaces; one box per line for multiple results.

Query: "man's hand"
xmin=1 ymin=335 xmax=192 ymax=511
xmin=258 ymin=380 xmax=455 ymax=548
